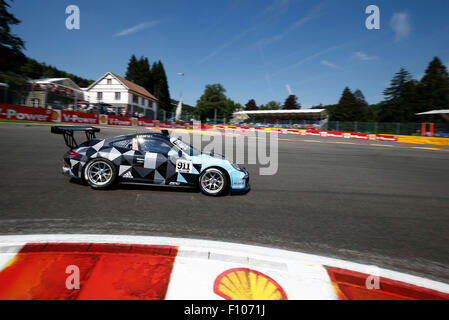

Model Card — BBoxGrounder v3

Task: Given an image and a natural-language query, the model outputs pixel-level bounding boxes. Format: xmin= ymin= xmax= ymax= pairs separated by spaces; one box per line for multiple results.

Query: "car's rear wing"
xmin=51 ymin=126 xmax=100 ymax=149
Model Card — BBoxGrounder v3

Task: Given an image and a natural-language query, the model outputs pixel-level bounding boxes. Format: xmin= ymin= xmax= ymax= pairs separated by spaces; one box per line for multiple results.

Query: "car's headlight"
xmin=231 ymin=162 xmax=241 ymax=171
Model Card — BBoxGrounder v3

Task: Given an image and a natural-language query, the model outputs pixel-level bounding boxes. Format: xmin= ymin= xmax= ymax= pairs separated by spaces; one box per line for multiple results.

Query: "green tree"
xmin=140 ymin=57 xmax=154 ymax=94
xmin=20 ymin=58 xmax=43 ymax=79
xmin=383 ymin=68 xmax=413 ymax=100
xmin=353 ymin=89 xmax=368 ymax=105
xmin=125 ymin=55 xmax=153 ymax=91
xmin=125 ymin=55 xmax=139 ymax=82
xmin=418 ymin=57 xmax=449 ymax=111
xmin=0 ymin=0 xmax=26 ymax=72
xmin=223 ymin=98 xmax=239 ymax=120
xmin=283 ymin=94 xmax=301 ymax=110
xmin=152 ymin=60 xmax=171 ymax=112
xmin=245 ymin=99 xmax=258 ymax=110
xmin=329 ymin=87 xmax=366 ymax=121
xmin=260 ymin=100 xmax=280 ymax=110
xmin=196 ymin=84 xmax=229 ymax=122
xmin=380 ymin=68 xmax=419 ymax=122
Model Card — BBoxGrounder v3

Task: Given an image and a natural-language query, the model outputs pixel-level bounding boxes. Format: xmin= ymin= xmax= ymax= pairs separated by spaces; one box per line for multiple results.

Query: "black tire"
xmin=199 ymin=167 xmax=228 ymax=196
xmin=84 ymin=158 xmax=117 ymax=190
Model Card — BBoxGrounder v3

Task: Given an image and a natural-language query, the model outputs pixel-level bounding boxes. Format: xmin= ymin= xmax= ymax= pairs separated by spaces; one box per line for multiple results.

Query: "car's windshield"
xmin=171 ymin=138 xmax=201 ymax=156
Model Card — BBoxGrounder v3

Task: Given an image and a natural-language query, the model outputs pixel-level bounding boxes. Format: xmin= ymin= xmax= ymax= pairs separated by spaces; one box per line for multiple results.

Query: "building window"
xmin=97 ymin=92 xmax=103 ymax=100
xmin=31 ymin=98 xmax=40 ymax=107
xmin=107 ymin=79 xmax=112 ymax=85
xmin=115 ymin=92 xmax=121 ymax=100
xmin=133 ymin=94 xmax=138 ymax=104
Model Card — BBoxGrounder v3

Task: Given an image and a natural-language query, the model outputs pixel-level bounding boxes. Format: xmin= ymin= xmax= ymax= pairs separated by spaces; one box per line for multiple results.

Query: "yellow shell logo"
xmin=51 ymin=110 xmax=59 ymax=121
xmin=132 ymin=118 xmax=137 ymax=125
xmin=100 ymin=115 xmax=107 ymax=123
xmin=213 ymin=268 xmax=287 ymax=300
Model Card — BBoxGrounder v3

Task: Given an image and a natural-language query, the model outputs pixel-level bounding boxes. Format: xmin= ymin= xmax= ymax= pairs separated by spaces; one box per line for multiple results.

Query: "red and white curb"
xmin=0 ymin=235 xmax=448 ymax=300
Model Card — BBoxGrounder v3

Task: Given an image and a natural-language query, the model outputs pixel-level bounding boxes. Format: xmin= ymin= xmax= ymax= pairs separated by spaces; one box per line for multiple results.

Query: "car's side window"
xmin=112 ymin=139 xmax=133 ymax=149
xmin=139 ymin=138 xmax=173 ymax=155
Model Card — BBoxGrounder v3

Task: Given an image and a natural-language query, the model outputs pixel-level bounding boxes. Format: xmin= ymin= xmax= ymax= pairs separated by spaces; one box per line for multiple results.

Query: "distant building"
xmin=231 ymin=109 xmax=328 ymax=128
xmin=25 ymin=78 xmax=85 ymax=109
xmin=83 ymin=72 xmax=158 ymax=118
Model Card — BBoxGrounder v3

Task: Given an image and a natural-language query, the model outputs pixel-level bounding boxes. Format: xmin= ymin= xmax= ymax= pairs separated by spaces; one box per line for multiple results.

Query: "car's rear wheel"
xmin=84 ymin=159 xmax=117 ymax=190
xmin=199 ymin=168 xmax=228 ymax=196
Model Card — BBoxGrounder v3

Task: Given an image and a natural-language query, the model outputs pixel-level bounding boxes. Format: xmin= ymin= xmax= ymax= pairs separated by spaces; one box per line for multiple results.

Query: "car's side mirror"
xmin=178 ymin=150 xmax=183 ymax=158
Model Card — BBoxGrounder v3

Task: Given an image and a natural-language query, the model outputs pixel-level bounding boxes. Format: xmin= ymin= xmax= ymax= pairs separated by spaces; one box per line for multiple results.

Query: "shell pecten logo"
xmin=214 ymin=268 xmax=287 ymax=300
xmin=50 ymin=110 xmax=59 ymax=121
xmin=100 ymin=115 xmax=107 ymax=123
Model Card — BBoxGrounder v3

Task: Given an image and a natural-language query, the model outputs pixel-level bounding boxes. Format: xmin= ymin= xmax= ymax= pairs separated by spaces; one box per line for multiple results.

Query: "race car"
xmin=51 ymin=126 xmax=250 ymax=196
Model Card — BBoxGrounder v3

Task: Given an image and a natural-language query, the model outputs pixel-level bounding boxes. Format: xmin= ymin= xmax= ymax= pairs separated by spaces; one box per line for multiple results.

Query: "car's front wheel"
xmin=199 ymin=168 xmax=228 ymax=196
xmin=84 ymin=158 xmax=117 ymax=190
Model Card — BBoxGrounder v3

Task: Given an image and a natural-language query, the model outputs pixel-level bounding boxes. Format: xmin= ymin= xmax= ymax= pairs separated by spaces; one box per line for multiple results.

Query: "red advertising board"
xmin=61 ymin=110 xmax=98 ymax=124
xmin=0 ymin=104 xmax=52 ymax=122
xmin=107 ymin=115 xmax=133 ymax=126
xmin=137 ymin=118 xmax=156 ymax=127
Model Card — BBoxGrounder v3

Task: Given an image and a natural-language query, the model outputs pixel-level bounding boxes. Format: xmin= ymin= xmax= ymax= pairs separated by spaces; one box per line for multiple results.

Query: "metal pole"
xmin=175 ymin=73 xmax=184 ymax=121
xmin=214 ymin=108 xmax=217 ymax=125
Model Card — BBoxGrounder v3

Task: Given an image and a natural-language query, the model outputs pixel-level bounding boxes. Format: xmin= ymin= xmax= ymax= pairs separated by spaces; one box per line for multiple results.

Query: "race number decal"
xmin=176 ymin=159 xmax=193 ymax=174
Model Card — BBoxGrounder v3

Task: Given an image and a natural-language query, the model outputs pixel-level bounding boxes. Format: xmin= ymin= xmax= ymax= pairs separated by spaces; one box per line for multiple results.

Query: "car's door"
xmin=111 ymin=137 xmax=146 ymax=181
xmin=137 ymin=136 xmax=179 ymax=184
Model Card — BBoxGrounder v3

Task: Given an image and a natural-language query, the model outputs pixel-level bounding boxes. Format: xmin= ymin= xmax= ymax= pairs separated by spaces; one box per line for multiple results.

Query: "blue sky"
xmin=9 ymin=0 xmax=449 ymax=107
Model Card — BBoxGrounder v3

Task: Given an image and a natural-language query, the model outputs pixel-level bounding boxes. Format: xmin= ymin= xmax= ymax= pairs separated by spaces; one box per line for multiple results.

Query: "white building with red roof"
xmin=84 ymin=72 xmax=158 ymax=118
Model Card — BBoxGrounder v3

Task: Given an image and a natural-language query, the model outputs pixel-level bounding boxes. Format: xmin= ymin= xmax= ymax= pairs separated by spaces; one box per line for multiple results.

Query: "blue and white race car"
xmin=51 ymin=126 xmax=250 ymax=196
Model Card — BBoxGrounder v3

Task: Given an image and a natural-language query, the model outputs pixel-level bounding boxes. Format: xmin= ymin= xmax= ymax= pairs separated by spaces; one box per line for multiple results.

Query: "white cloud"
xmin=256 ymin=2 xmax=324 ymax=48
xmin=197 ymin=26 xmax=256 ymax=64
xmin=390 ymin=12 xmax=411 ymax=41
xmin=262 ymin=0 xmax=292 ymax=16
xmin=115 ymin=21 xmax=160 ymax=37
xmin=354 ymin=51 xmax=378 ymax=61
xmin=257 ymin=15 xmax=314 ymax=47
xmin=321 ymin=60 xmax=342 ymax=70
xmin=271 ymin=44 xmax=345 ymax=77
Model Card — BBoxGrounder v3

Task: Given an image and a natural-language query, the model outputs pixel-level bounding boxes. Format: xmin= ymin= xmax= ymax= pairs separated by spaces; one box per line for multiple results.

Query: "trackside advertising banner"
xmin=0 ymin=104 xmax=52 ymax=122
xmin=0 ymin=103 xmax=398 ymax=141
xmin=107 ymin=115 xmax=133 ymax=126
xmin=61 ymin=110 xmax=98 ymax=124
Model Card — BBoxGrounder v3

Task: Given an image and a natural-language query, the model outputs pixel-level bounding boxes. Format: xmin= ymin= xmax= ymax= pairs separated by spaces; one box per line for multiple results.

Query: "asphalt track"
xmin=0 ymin=122 xmax=448 ymax=282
